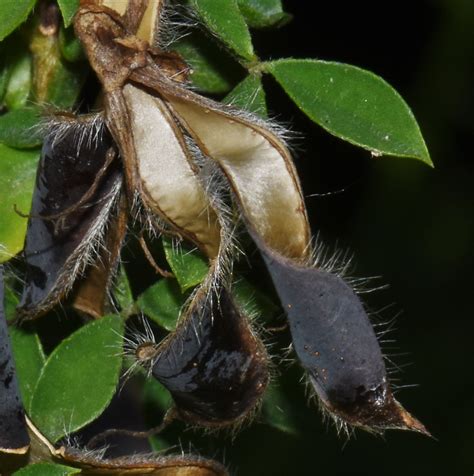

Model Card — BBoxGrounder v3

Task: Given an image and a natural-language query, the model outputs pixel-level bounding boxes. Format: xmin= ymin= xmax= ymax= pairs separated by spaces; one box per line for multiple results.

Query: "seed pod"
xmin=0 ymin=267 xmax=30 ymax=454
xmin=26 ymin=415 xmax=229 ymax=475
xmin=150 ymin=286 xmax=269 ymax=427
xmin=258 ymin=245 xmax=428 ymax=434
xmin=72 ymin=195 xmax=128 ymax=319
xmin=18 ymin=115 xmax=122 ymax=320
xmin=73 ymin=0 xmax=427 ymax=436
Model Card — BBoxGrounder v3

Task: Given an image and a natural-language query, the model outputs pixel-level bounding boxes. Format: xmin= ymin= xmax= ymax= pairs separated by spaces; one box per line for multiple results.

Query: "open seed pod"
xmin=18 ymin=114 xmax=123 ymax=320
xmin=129 ymin=65 xmax=427 ymax=434
xmin=72 ymin=0 xmax=427 ymax=435
xmin=0 ymin=267 xmax=30 ymax=455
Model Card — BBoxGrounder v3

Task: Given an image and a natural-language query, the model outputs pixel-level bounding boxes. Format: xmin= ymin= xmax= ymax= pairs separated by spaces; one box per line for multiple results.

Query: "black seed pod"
xmin=152 ymin=287 xmax=268 ymax=427
xmin=18 ymin=118 xmax=121 ymax=319
xmin=0 ymin=267 xmax=30 ymax=454
xmin=259 ymin=246 xmax=428 ymax=434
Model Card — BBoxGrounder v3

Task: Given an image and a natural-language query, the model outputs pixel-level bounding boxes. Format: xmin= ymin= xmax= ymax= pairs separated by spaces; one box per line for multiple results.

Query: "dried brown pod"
xmin=25 ymin=416 xmax=229 ymax=475
xmin=72 ymin=194 xmax=128 ymax=319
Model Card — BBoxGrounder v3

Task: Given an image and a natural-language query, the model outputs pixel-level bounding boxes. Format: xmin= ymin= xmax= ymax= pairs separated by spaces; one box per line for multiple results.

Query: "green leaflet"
xmin=233 ymin=277 xmax=278 ymax=323
xmin=237 ymin=0 xmax=291 ymax=28
xmin=4 ymin=282 xmax=19 ymax=321
xmin=137 ymin=279 xmax=185 ymax=331
xmin=57 ymin=0 xmax=80 ymax=27
xmin=173 ymin=31 xmax=241 ymax=94
xmin=29 ymin=315 xmax=124 ymax=443
xmin=0 ymin=145 xmax=39 ymax=263
xmin=9 ymin=326 xmax=45 ymax=410
xmin=0 ymin=0 xmax=36 ymax=42
xmin=262 ymin=382 xmax=301 ymax=436
xmin=4 ymin=51 xmax=32 ymax=110
xmin=13 ymin=462 xmax=80 ymax=476
xmin=59 ymin=25 xmax=85 ymax=62
xmin=191 ymin=0 xmax=256 ymax=62
xmin=267 ymin=59 xmax=432 ymax=165
xmin=0 ymin=106 xmax=42 ymax=149
xmin=162 ymin=237 xmax=208 ymax=292
xmin=224 ymin=73 xmax=267 ymax=116
xmin=114 ymin=265 xmax=135 ymax=316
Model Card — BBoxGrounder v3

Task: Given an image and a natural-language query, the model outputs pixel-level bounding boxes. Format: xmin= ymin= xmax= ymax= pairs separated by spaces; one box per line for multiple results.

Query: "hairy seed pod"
xmin=151 ymin=287 xmax=269 ymax=427
xmin=259 ymin=245 xmax=428 ymax=434
xmin=18 ymin=115 xmax=122 ymax=320
xmin=0 ymin=267 xmax=30 ymax=454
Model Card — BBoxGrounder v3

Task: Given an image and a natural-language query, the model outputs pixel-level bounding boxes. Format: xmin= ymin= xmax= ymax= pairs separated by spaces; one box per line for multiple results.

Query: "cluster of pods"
xmin=1 ymin=0 xmax=428 ymax=473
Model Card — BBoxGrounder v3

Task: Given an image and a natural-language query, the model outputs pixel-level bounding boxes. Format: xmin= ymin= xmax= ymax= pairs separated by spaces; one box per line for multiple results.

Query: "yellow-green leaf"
xmin=0 ymin=145 xmax=39 ymax=263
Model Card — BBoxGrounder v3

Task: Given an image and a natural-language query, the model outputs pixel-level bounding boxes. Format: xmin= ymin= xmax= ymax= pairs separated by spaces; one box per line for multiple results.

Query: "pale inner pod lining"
xmin=123 ymin=84 xmax=221 ymax=258
xmin=166 ymin=96 xmax=310 ymax=261
xmin=100 ymin=0 xmax=128 ymax=16
xmin=136 ymin=0 xmax=163 ymax=45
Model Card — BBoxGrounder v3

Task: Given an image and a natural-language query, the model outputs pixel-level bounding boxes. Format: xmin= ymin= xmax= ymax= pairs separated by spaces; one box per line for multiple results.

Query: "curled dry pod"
xmin=18 ymin=114 xmax=122 ymax=320
xmin=26 ymin=416 xmax=228 ymax=475
xmin=72 ymin=195 xmax=128 ymax=319
xmin=121 ymin=83 xmax=221 ymax=258
xmin=149 ymin=286 xmax=269 ymax=427
xmin=0 ymin=267 xmax=30 ymax=454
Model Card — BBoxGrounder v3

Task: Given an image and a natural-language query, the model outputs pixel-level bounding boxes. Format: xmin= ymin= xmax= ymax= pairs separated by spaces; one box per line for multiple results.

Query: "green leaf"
xmin=9 ymin=326 xmax=45 ymax=410
xmin=57 ymin=0 xmax=79 ymax=27
xmin=59 ymin=25 xmax=85 ymax=62
xmin=233 ymin=277 xmax=278 ymax=323
xmin=143 ymin=378 xmax=173 ymax=452
xmin=143 ymin=377 xmax=173 ymax=412
xmin=191 ymin=0 xmax=256 ymax=62
xmin=267 ymin=59 xmax=432 ymax=165
xmin=0 ymin=145 xmax=39 ymax=263
xmin=0 ymin=46 xmax=11 ymax=103
xmin=115 ymin=265 xmax=134 ymax=316
xmin=29 ymin=315 xmax=124 ymax=443
xmin=224 ymin=74 xmax=267 ymax=116
xmin=4 ymin=283 xmax=19 ymax=321
xmin=45 ymin=60 xmax=85 ymax=109
xmin=137 ymin=279 xmax=185 ymax=331
xmin=262 ymin=383 xmax=300 ymax=436
xmin=173 ymin=31 xmax=241 ymax=94
xmin=0 ymin=0 xmax=36 ymax=42
xmin=162 ymin=237 xmax=208 ymax=292
xmin=237 ymin=0 xmax=291 ymax=28
xmin=13 ymin=462 xmax=80 ymax=476
xmin=4 ymin=52 xmax=31 ymax=110
xmin=0 ymin=106 xmax=42 ymax=148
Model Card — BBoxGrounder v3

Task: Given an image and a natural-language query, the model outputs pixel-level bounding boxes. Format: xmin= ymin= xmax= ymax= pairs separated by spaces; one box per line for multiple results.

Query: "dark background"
xmin=222 ymin=1 xmax=474 ymax=474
